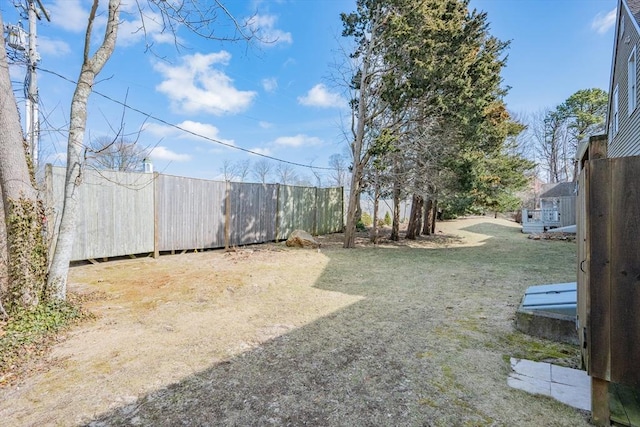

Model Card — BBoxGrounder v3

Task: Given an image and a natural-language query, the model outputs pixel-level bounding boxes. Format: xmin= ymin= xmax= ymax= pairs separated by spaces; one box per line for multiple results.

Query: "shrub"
xmin=360 ymin=212 xmax=373 ymax=226
xmin=384 ymin=212 xmax=392 ymax=226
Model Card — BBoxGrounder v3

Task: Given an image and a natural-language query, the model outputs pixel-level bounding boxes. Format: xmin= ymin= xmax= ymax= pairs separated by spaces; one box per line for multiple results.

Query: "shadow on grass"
xmin=86 ymin=219 xmax=582 ymax=427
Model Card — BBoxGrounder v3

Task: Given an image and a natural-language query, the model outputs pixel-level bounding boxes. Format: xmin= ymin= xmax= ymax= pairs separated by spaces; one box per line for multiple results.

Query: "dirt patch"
xmin=0 ymin=217 xmax=588 ymax=426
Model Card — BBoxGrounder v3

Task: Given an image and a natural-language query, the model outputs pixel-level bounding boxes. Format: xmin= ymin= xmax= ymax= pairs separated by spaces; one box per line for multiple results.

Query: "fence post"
xmin=153 ymin=172 xmax=159 ymax=258
xmin=313 ymin=186 xmax=318 ymax=236
xmin=224 ymin=180 xmax=231 ymax=250
xmin=340 ymin=187 xmax=344 ymax=232
xmin=275 ymin=183 xmax=280 ymax=242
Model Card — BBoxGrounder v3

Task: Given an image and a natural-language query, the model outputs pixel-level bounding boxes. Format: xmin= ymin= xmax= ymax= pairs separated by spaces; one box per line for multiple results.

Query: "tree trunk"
xmin=0 ymin=12 xmax=47 ymax=311
xmin=344 ymin=163 xmax=364 ymax=248
xmin=431 ymin=199 xmax=438 ymax=234
xmin=47 ymin=0 xmax=121 ymax=299
xmin=422 ymin=198 xmax=433 ymax=235
xmin=370 ymin=180 xmax=380 ymax=243
xmin=406 ymin=194 xmax=423 ymax=240
xmin=390 ymin=182 xmax=401 ymax=241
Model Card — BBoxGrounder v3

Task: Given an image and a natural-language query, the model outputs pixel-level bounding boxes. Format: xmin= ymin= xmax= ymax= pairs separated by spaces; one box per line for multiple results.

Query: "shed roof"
xmin=540 ymin=182 xmax=576 ymax=198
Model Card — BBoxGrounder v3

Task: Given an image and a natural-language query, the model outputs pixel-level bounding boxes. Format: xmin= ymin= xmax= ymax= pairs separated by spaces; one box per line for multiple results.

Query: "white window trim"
xmin=613 ymin=84 xmax=620 ymax=135
xmin=629 ymin=46 xmax=637 ymax=115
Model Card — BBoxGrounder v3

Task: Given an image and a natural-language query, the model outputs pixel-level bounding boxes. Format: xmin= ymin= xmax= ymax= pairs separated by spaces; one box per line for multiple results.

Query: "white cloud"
xmin=176 ymin=120 xmax=235 ymax=146
xmin=249 ymin=147 xmax=273 ymax=156
xmin=298 ymin=84 xmax=346 ymax=108
xmin=47 ymin=0 xmax=89 ymax=32
xmin=118 ymin=10 xmax=176 ymax=47
xmin=274 ymin=134 xmax=323 ymax=148
xmin=247 ymin=14 xmax=292 ymax=47
xmin=262 ymin=77 xmax=278 ymax=93
xmin=592 ymin=8 xmax=617 ymax=35
xmin=143 ymin=121 xmax=235 ymax=147
xmin=154 ymin=52 xmax=257 ymax=115
xmin=38 ymin=37 xmax=71 ymax=56
xmin=148 ymin=146 xmax=191 ymax=162
xmin=259 ymin=121 xmax=273 ymax=129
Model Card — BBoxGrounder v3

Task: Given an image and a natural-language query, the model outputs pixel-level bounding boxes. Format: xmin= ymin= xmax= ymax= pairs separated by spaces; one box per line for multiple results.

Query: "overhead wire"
xmin=38 ymin=67 xmax=336 ymax=171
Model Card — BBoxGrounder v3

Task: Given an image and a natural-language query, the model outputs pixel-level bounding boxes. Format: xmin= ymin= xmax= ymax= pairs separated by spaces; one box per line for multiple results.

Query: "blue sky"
xmin=2 ymin=0 xmax=617 ymax=184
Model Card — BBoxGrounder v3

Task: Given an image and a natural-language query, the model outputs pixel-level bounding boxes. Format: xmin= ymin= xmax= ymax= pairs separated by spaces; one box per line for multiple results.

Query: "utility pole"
xmin=25 ymin=0 xmax=39 ymax=168
xmin=3 ymin=0 xmax=49 ymax=169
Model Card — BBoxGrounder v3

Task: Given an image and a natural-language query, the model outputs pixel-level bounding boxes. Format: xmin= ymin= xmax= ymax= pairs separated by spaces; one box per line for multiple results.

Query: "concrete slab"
xmin=551 ymin=364 xmax=590 ymax=389
xmin=551 ymin=382 xmax=591 ymax=411
xmin=508 ymin=373 xmax=551 ymax=396
xmin=510 ymin=358 xmax=551 ymax=381
xmin=508 ymin=358 xmax=591 ymax=412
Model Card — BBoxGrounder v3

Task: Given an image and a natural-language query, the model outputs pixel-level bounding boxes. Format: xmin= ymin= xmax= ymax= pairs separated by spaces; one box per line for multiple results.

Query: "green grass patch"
xmin=496 ymin=331 xmax=580 ymax=367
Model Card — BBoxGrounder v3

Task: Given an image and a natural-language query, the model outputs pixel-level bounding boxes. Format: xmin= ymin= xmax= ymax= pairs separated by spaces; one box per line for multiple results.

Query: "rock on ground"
xmin=285 ymin=230 xmax=320 ymax=249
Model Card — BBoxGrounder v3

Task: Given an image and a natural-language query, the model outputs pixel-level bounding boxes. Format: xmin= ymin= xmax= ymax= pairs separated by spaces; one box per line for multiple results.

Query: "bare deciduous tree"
xmin=44 ymin=0 xmax=258 ymax=301
xmin=87 ymin=136 xmax=148 ymax=172
xmin=220 ymin=160 xmax=238 ymax=181
xmin=233 ymin=159 xmax=251 ymax=182
xmin=328 ymin=153 xmax=349 ymax=187
xmin=275 ymin=163 xmax=297 ymax=185
xmin=252 ymin=159 xmax=273 ymax=184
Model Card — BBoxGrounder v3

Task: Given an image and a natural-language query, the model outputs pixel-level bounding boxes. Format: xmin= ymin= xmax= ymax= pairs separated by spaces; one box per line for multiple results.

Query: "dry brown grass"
xmin=0 ymin=217 xmax=589 ymax=426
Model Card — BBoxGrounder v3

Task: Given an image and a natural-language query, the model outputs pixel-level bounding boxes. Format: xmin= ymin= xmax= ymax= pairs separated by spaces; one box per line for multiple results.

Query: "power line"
xmin=38 ymin=67 xmax=336 ymax=171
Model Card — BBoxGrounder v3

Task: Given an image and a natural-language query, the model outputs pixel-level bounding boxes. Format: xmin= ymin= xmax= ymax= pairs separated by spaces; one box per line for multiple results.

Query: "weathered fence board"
xmin=45 ymin=166 xmax=343 ymax=261
xmin=316 ymin=187 xmax=344 ymax=235
xmin=277 ymin=185 xmax=317 ymax=239
xmin=586 ymin=159 xmax=612 ymax=382
xmin=46 ymin=165 xmax=155 ymax=261
xmin=229 ymin=182 xmax=278 ymax=246
xmin=580 ymin=155 xmax=640 ymax=387
xmin=609 ymin=156 xmax=640 ymax=386
xmin=156 ymin=175 xmax=226 ymax=251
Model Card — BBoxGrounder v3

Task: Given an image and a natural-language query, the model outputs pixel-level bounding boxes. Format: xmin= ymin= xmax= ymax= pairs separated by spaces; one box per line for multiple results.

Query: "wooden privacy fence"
xmin=45 ymin=165 xmax=344 ymax=262
xmin=577 ymin=153 xmax=640 ymax=422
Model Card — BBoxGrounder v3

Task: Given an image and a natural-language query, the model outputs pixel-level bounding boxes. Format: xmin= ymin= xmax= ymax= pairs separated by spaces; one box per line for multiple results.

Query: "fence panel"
xmin=315 ymin=187 xmax=344 ymax=234
xmin=46 ymin=166 xmax=344 ymax=259
xmin=156 ymin=175 xmax=226 ymax=251
xmin=46 ymin=165 xmax=155 ymax=261
xmin=229 ymin=182 xmax=278 ymax=246
xmin=277 ymin=185 xmax=317 ymax=239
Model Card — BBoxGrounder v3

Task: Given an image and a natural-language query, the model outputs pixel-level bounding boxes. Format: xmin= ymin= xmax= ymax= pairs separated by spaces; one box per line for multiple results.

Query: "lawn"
xmin=0 ymin=217 xmax=589 ymax=426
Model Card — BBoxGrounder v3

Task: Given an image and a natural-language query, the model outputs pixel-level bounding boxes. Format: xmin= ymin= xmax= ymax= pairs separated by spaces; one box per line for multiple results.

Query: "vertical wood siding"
xmin=277 ymin=185 xmax=317 ymax=239
xmin=579 ymin=155 xmax=640 ymax=387
xmin=45 ymin=166 xmax=343 ymax=260
xmin=558 ymin=196 xmax=576 ymax=227
xmin=156 ymin=175 xmax=227 ymax=251
xmin=46 ymin=165 xmax=155 ymax=261
xmin=228 ymin=182 xmax=278 ymax=246
xmin=315 ymin=187 xmax=344 ymax=235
